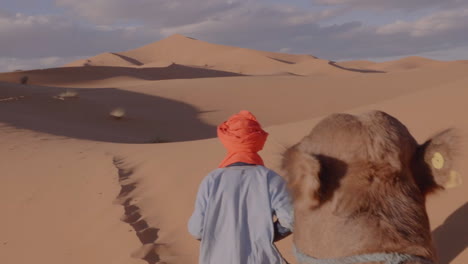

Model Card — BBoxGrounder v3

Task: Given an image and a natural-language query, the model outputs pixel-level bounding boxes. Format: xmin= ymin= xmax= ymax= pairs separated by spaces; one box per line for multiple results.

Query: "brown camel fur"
xmin=282 ymin=111 xmax=461 ymax=264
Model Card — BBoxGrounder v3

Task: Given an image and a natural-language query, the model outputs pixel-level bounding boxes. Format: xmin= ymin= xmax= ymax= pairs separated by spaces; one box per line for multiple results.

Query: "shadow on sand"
xmin=113 ymin=157 xmax=162 ymax=264
xmin=432 ymin=202 xmax=468 ymax=264
xmin=110 ymin=53 xmax=144 ymax=66
xmin=328 ymin=61 xmax=386 ymax=74
xmin=0 ymin=63 xmax=244 ymax=85
xmin=0 ymin=82 xmax=217 ymax=143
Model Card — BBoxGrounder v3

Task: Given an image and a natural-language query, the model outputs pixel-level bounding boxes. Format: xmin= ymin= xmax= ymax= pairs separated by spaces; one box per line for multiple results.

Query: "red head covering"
xmin=217 ymin=110 xmax=269 ymax=168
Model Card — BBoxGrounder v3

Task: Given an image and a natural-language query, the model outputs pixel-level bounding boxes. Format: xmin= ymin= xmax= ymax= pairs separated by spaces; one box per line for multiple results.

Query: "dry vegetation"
xmin=20 ymin=76 xmax=28 ymax=84
xmin=54 ymin=90 xmax=79 ymax=100
xmin=109 ymin=107 xmax=126 ymax=119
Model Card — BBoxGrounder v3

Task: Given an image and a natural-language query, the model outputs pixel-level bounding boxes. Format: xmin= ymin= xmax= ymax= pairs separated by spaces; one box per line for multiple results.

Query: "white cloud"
xmin=0 ymin=13 xmax=52 ymax=30
xmin=49 ymin=0 xmax=468 ymax=61
xmin=377 ymin=8 xmax=468 ymax=37
xmin=55 ymin=0 xmax=244 ymax=27
xmin=158 ymin=3 xmax=352 ymax=51
xmin=154 ymin=2 xmax=468 ymax=60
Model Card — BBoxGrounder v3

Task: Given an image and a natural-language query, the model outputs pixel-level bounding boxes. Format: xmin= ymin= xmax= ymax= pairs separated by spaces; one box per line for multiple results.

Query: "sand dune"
xmin=64 ymin=34 xmax=351 ymax=76
xmin=120 ymin=34 xmax=315 ymax=72
xmin=3 ymin=35 xmax=460 ymax=86
xmin=106 ymin=61 xmax=468 ymax=128
xmin=1 ymin=36 xmax=467 ymax=264
xmin=106 ymin=80 xmax=468 ymax=264
xmin=2 ymin=62 xmax=468 ymax=143
xmin=63 ymin=34 xmax=465 ymax=76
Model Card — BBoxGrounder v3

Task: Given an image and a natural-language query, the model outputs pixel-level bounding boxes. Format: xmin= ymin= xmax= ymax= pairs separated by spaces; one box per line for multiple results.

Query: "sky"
xmin=1 ymin=0 xmax=468 ymax=72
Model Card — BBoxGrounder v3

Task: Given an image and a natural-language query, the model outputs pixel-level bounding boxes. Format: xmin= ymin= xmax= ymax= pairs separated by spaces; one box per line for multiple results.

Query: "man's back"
xmin=188 ymin=165 xmax=293 ymax=264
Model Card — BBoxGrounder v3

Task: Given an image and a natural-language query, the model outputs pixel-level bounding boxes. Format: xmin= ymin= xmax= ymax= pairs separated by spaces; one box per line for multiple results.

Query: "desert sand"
xmin=1 ymin=35 xmax=466 ymax=264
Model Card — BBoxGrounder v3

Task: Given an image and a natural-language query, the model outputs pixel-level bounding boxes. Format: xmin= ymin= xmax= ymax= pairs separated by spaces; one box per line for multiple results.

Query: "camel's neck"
xmin=293 ymin=203 xmax=436 ymax=261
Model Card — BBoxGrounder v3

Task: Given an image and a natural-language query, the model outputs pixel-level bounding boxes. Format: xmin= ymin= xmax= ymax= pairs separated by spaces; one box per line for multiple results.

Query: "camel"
xmin=282 ymin=111 xmax=462 ymax=264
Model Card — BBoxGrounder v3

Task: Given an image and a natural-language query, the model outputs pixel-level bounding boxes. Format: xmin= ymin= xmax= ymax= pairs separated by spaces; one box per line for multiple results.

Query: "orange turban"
xmin=217 ymin=110 xmax=269 ymax=168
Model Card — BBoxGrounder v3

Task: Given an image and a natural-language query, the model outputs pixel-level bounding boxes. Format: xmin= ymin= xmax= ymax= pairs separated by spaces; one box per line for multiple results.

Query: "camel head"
xmin=283 ymin=110 xmax=461 ymax=211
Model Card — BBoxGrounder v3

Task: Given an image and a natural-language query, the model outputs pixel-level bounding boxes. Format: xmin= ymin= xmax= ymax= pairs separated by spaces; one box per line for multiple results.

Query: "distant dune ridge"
xmin=1 ymin=34 xmax=466 ymax=85
xmin=65 ymin=52 xmax=144 ymax=67
xmin=1 ymin=34 xmax=467 ymax=264
xmin=64 ymin=34 xmax=467 ymax=74
xmin=61 ymin=34 xmax=345 ymax=76
xmin=336 ymin=56 xmax=461 ymax=72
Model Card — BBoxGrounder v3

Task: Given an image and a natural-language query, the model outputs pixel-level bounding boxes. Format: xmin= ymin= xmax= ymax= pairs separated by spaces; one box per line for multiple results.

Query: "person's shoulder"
xmin=254 ymin=166 xmax=283 ymax=178
xmin=256 ymin=165 xmax=279 ymax=174
xmin=204 ymin=167 xmax=227 ymax=180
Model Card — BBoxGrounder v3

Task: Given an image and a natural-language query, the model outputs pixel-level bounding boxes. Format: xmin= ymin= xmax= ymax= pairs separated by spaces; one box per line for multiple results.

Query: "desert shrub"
xmin=57 ymin=90 xmax=79 ymax=99
xmin=20 ymin=76 xmax=28 ymax=84
xmin=110 ymin=107 xmax=126 ymax=120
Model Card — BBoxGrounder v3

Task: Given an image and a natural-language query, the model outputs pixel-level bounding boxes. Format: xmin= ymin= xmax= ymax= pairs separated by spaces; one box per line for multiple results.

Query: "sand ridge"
xmin=336 ymin=56 xmax=468 ymax=73
xmin=60 ymin=34 xmax=382 ymax=76
xmin=65 ymin=52 xmax=144 ymax=67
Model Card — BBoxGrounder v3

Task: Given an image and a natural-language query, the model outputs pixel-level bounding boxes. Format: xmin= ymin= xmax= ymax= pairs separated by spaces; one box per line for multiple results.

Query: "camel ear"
xmin=282 ymin=144 xmax=322 ymax=209
xmin=416 ymin=129 xmax=462 ymax=192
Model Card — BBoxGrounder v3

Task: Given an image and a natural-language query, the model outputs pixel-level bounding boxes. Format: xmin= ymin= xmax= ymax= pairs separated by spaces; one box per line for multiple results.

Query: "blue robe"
xmin=188 ymin=165 xmax=294 ymax=264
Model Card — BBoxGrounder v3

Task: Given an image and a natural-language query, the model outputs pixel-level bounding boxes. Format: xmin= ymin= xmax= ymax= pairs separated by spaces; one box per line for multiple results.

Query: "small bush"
xmin=57 ymin=90 xmax=79 ymax=99
xmin=20 ymin=76 xmax=28 ymax=84
xmin=110 ymin=107 xmax=126 ymax=120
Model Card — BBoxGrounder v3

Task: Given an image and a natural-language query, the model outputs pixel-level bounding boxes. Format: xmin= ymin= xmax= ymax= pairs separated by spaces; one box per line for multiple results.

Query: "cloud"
xmin=0 ymin=12 xmax=159 ymax=59
xmin=50 ymin=0 xmax=468 ymax=61
xmin=0 ymin=10 xmax=161 ymax=71
xmin=159 ymin=3 xmax=350 ymax=49
xmin=55 ymin=0 xmax=244 ymax=27
xmin=308 ymin=10 xmax=468 ymax=60
xmin=312 ymin=0 xmax=467 ymax=11
xmin=55 ymin=0 xmax=349 ymax=29
xmin=156 ymin=3 xmax=468 ymax=60
xmin=377 ymin=9 xmax=468 ymax=37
